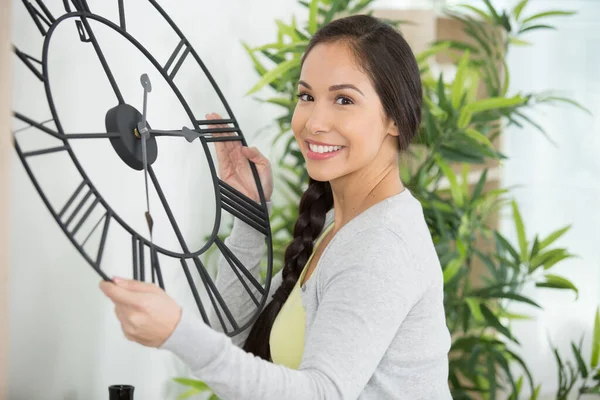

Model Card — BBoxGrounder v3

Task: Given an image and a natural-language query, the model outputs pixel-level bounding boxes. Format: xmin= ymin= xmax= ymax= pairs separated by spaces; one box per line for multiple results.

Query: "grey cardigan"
xmin=161 ymin=189 xmax=453 ymax=399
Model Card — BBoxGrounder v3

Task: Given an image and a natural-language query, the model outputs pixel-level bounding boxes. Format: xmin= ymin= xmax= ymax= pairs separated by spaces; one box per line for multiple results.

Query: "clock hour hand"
xmin=147 ymin=127 xmax=238 ymax=143
xmin=146 ymin=127 xmax=199 ymax=143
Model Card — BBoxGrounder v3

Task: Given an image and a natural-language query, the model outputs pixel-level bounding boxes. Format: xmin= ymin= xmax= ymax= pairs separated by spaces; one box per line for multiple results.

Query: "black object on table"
xmin=109 ymin=385 xmax=134 ymax=400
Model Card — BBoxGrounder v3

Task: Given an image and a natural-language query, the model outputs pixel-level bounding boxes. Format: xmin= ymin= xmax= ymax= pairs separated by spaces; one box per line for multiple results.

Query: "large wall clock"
xmin=11 ymin=0 xmax=273 ymax=337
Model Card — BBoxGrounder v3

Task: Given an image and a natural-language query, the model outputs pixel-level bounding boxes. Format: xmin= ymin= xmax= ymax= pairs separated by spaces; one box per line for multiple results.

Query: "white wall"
xmin=9 ymin=1 xmax=304 ymax=399
xmin=497 ymin=1 xmax=600 ymax=397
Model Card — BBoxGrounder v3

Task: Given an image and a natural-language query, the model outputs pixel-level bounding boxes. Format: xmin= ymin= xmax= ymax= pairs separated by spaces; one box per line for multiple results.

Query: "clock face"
xmin=12 ymin=0 xmax=273 ymax=336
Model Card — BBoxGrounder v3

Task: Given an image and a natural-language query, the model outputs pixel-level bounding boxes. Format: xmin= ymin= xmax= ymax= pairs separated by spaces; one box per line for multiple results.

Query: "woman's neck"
xmin=329 ymin=164 xmax=404 ymax=233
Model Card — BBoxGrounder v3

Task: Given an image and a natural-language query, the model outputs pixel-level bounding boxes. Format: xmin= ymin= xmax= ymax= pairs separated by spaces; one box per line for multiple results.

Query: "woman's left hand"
xmin=99 ymin=277 xmax=181 ymax=348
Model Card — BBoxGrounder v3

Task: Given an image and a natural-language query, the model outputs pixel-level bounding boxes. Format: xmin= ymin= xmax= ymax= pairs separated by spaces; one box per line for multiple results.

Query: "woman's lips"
xmin=306 ymin=142 xmax=345 ymax=160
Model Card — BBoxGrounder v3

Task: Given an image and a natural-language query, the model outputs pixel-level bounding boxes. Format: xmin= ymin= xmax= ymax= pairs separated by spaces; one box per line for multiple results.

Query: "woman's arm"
xmin=206 ymin=202 xmax=283 ymax=347
xmin=162 ymin=227 xmax=429 ymax=400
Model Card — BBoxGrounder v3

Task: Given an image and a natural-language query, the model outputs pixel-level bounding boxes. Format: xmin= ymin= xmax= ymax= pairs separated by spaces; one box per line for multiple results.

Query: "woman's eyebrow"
xmin=298 ymin=81 xmax=364 ymax=96
xmin=329 ymin=84 xmax=364 ymax=96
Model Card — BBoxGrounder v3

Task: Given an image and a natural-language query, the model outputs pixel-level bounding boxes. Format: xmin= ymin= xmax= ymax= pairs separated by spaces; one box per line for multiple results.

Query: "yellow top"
xmin=269 ymin=222 xmax=335 ymax=369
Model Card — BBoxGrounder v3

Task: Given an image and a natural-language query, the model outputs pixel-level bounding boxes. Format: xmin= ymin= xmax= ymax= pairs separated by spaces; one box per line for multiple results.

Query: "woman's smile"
xmin=305 ymin=140 xmax=346 ymax=160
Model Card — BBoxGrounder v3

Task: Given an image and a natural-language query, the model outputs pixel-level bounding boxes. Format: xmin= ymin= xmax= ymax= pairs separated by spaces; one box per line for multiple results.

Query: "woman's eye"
xmin=297 ymin=93 xmax=313 ymax=102
xmin=336 ymin=96 xmax=354 ymax=105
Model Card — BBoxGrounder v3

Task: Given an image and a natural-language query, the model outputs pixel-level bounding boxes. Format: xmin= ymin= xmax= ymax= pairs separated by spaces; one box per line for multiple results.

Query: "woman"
xmin=101 ymin=14 xmax=452 ymax=399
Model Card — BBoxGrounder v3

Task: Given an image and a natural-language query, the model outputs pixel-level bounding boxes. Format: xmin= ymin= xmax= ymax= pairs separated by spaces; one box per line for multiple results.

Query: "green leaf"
xmin=455 ymin=5 xmax=491 ymax=23
xmin=415 ymin=41 xmax=451 ymax=64
xmin=539 ymin=225 xmax=570 ymax=250
xmin=261 ymin=96 xmax=294 ymax=108
xmin=308 ymin=0 xmax=319 ymax=34
xmin=436 ymin=156 xmax=463 ymax=206
xmin=504 ymin=349 xmax=536 ymax=396
xmin=177 ymin=388 xmax=204 ymax=399
xmin=443 ymin=258 xmax=463 ymax=283
xmin=475 ymin=291 xmax=541 ymax=309
xmin=242 ymin=42 xmax=267 ymax=76
xmin=464 ymin=128 xmax=494 ymax=150
xmin=208 ymin=395 xmax=220 ymax=400
xmin=503 ymin=311 xmax=533 ymax=320
xmin=518 ymin=24 xmax=556 ymax=34
xmin=592 ymin=307 xmax=600 ymax=368
xmin=465 ymin=297 xmax=484 ymax=322
xmin=521 ymin=10 xmax=576 ymax=25
xmin=457 ymin=109 xmax=472 ymax=129
xmin=571 ymin=340 xmax=588 ymax=378
xmin=529 ymin=248 xmax=572 ymax=272
xmin=530 ymin=385 xmax=541 ymax=400
xmin=480 ymin=304 xmax=519 ymax=344
xmin=275 ymin=19 xmax=300 ymax=41
xmin=536 ymin=95 xmax=592 ymax=115
xmin=471 ymin=169 xmax=488 ymax=201
xmin=501 ymin=58 xmax=510 ymax=96
xmin=482 ymin=0 xmax=501 ymax=24
xmin=452 ymin=50 xmax=470 ymax=109
xmin=508 ymin=36 xmax=532 ymax=46
xmin=530 ymin=236 xmax=540 ymax=259
xmin=436 ymin=73 xmax=448 ymax=110
xmin=535 ymin=274 xmax=578 ymax=299
xmin=245 ymin=58 xmax=298 ymax=95
xmin=494 ymin=231 xmax=520 ymax=263
xmin=173 ymin=378 xmax=211 ymax=391
xmin=511 ymin=200 xmax=529 ymax=263
xmin=464 ymin=95 xmax=524 ymax=114
xmin=513 ymin=0 xmax=529 ymax=21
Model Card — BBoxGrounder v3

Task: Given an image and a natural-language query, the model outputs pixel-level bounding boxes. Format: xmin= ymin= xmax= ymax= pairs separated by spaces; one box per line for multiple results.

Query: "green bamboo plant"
xmin=173 ymin=1 xmax=599 ymax=399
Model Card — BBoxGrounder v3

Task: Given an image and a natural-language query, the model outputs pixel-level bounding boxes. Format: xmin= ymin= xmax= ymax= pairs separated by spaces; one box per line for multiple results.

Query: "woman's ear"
xmin=386 ymin=119 xmax=399 ymax=137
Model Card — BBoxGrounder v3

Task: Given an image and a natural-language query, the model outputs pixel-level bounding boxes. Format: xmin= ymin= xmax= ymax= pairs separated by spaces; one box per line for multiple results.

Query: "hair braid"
xmin=243 ymin=178 xmax=333 ymax=360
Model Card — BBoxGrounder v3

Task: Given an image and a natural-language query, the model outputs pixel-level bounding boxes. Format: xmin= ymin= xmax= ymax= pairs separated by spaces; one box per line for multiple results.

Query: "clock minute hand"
xmin=137 ymin=73 xmax=157 ymax=284
xmin=138 ymin=73 xmax=153 ymax=235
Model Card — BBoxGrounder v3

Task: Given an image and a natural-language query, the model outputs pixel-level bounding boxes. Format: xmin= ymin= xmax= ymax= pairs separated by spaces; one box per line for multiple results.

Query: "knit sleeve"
xmin=206 ymin=201 xmax=281 ymax=347
xmin=161 ymin=227 xmax=429 ymax=399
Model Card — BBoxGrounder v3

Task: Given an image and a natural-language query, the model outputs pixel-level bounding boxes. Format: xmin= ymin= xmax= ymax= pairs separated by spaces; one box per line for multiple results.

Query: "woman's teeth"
xmin=308 ymin=143 xmax=343 ymax=153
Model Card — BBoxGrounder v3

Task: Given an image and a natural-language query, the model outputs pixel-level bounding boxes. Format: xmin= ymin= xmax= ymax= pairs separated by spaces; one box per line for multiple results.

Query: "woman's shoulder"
xmin=320 ymin=189 xmax=440 ymax=284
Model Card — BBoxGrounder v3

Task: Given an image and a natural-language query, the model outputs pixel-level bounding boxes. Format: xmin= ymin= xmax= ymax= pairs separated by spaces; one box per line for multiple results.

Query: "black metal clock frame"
xmin=12 ymin=0 xmax=274 ymax=337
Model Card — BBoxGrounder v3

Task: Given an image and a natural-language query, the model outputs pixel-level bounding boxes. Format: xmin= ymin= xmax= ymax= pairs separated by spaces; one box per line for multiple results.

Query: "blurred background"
xmin=6 ymin=0 xmax=600 ymax=399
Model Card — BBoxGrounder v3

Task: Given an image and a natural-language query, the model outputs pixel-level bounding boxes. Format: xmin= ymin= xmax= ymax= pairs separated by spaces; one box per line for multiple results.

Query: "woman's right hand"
xmin=206 ymin=112 xmax=273 ymax=203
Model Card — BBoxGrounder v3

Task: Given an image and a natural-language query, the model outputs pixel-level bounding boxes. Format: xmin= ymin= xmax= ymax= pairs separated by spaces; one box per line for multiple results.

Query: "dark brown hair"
xmin=242 ymin=14 xmax=422 ymax=361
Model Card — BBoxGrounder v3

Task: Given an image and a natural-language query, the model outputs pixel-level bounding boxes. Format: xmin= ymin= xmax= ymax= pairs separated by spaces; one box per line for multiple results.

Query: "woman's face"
xmin=291 ymin=41 xmax=398 ymax=183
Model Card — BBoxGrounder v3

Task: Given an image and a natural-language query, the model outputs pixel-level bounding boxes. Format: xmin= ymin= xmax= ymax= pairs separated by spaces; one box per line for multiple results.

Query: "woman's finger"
xmin=241 ymin=146 xmax=269 ymax=166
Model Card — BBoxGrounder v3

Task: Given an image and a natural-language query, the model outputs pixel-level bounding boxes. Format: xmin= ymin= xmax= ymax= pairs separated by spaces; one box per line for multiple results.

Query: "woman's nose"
xmin=305 ymin=105 xmax=331 ymax=135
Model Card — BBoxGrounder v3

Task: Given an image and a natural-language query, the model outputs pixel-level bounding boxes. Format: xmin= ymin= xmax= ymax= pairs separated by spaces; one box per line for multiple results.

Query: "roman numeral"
xmin=14 ymin=46 xmax=44 ymax=82
xmin=13 ymin=113 xmax=61 ymax=139
xmin=63 ymin=0 xmax=90 ymax=13
xmin=180 ymin=256 xmax=239 ymax=332
xmin=74 ymin=20 xmax=91 ymax=42
xmin=150 ymin=246 xmax=164 ymax=289
xmin=80 ymin=210 xmax=112 ymax=268
xmin=23 ymin=0 xmax=55 ymax=36
xmin=56 ymin=181 xmax=114 ymax=271
xmin=22 ymin=146 xmax=67 ymax=158
xmin=164 ymin=39 xmax=190 ymax=80
xmin=131 ymin=235 xmax=165 ymax=289
xmin=63 ymin=0 xmax=93 ymax=42
xmin=218 ymin=179 xmax=269 ymax=236
xmin=58 ymin=181 xmax=99 ymax=236
xmin=132 ymin=235 xmax=145 ymax=281
xmin=215 ymin=237 xmax=265 ymax=306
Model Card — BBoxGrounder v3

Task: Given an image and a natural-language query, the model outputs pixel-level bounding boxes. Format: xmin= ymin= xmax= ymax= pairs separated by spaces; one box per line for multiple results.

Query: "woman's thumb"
xmin=241 ymin=146 xmax=265 ymax=163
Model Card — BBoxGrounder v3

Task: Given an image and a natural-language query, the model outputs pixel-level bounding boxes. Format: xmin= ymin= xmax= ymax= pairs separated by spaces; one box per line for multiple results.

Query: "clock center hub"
xmin=105 ymin=104 xmax=158 ymax=171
